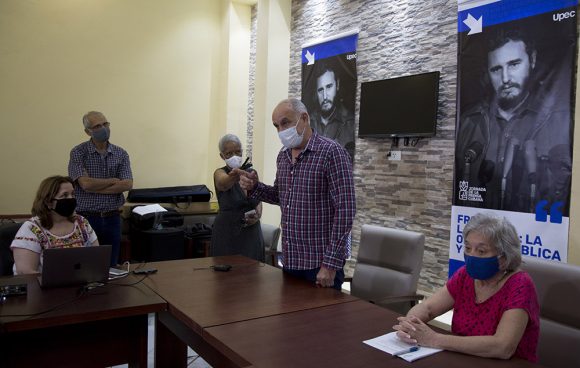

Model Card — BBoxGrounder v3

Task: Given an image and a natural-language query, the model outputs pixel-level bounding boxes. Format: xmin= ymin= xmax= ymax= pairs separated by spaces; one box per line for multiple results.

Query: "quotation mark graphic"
xmin=535 ymin=200 xmax=563 ymax=224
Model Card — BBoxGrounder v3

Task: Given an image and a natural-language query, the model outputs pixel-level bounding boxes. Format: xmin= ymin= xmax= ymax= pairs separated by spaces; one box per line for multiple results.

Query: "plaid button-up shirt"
xmin=251 ymin=132 xmax=356 ymax=270
xmin=68 ymin=140 xmax=133 ymax=212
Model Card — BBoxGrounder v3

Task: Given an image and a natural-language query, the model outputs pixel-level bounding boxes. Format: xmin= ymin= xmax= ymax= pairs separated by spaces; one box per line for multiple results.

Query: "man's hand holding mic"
xmin=232 ymin=169 xmax=259 ymax=191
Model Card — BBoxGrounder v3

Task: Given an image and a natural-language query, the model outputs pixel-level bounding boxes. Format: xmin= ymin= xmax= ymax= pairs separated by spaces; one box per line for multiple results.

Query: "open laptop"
xmin=38 ymin=245 xmax=112 ymax=288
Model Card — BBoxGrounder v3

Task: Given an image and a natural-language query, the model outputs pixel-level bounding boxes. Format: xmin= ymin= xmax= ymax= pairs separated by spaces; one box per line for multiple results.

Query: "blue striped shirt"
xmin=250 ymin=132 xmax=356 ymax=270
xmin=68 ymin=140 xmax=133 ymax=212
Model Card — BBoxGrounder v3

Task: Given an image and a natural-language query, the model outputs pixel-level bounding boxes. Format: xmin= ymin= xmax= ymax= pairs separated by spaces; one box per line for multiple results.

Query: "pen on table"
xmin=392 ymin=346 xmax=420 ymax=356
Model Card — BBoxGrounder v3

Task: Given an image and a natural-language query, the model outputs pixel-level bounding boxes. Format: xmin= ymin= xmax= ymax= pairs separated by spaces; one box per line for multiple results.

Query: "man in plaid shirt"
xmin=237 ymin=98 xmax=355 ymax=290
xmin=68 ymin=111 xmax=133 ymax=266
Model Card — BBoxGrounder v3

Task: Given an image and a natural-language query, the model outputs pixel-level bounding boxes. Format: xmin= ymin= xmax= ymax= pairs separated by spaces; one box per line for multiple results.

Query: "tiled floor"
xmin=111 ymin=314 xmax=212 ymax=368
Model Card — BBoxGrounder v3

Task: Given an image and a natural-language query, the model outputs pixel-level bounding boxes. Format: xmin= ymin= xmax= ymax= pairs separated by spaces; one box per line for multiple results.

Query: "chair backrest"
xmin=0 ymin=222 xmax=23 ymax=276
xmin=261 ymin=223 xmax=281 ymax=266
xmin=521 ymin=258 xmax=580 ymax=367
xmin=352 ymin=225 xmax=424 ymax=304
xmin=261 ymin=223 xmax=281 ymax=252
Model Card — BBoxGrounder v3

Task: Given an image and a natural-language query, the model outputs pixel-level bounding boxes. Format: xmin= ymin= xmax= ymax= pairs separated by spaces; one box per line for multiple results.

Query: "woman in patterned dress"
xmin=11 ymin=175 xmax=98 ymax=275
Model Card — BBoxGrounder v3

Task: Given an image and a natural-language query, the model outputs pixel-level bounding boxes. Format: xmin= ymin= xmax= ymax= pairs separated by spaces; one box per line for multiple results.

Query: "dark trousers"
xmin=283 ymin=266 xmax=345 ymax=290
xmin=85 ymin=214 xmax=121 ymax=266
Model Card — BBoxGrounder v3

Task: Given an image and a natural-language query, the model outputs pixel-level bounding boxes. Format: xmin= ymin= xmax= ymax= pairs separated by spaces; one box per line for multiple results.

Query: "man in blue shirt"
xmin=68 ymin=111 xmax=133 ymax=266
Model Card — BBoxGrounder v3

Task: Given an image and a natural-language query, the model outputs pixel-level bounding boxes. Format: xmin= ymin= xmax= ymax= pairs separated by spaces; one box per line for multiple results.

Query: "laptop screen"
xmin=39 ymin=245 xmax=112 ymax=288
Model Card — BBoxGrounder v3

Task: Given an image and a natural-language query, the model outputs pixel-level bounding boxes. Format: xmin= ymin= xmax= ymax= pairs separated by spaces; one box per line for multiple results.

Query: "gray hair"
xmin=463 ymin=213 xmax=522 ymax=271
xmin=82 ymin=111 xmax=105 ymax=129
xmin=218 ymin=134 xmax=242 ymax=153
xmin=283 ymin=98 xmax=308 ymax=115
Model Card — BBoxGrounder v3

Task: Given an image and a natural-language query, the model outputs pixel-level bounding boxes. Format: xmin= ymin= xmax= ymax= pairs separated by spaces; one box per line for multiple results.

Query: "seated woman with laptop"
xmin=393 ymin=213 xmax=539 ymax=362
xmin=11 ymin=175 xmax=99 ymax=275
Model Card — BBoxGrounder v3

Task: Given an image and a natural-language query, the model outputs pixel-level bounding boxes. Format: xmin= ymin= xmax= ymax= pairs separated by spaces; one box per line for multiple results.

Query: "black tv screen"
xmin=358 ymin=71 xmax=440 ymax=138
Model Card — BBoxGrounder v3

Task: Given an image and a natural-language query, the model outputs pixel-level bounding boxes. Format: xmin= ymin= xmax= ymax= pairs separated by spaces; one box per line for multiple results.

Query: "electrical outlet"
xmin=388 ymin=150 xmax=401 ymax=161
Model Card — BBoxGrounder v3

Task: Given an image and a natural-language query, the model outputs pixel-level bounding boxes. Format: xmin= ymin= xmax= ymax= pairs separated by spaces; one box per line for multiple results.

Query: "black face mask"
xmin=52 ymin=198 xmax=77 ymax=217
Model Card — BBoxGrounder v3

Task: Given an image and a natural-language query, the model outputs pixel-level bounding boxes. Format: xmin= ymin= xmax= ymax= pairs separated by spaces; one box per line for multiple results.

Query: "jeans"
xmin=85 ymin=214 xmax=121 ymax=266
xmin=283 ymin=266 xmax=345 ymax=290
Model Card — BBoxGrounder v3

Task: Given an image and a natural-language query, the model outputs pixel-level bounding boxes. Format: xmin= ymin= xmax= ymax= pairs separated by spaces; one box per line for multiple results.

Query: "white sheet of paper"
xmin=363 ymin=332 xmax=443 ymax=362
xmin=132 ymin=204 xmax=167 ymax=216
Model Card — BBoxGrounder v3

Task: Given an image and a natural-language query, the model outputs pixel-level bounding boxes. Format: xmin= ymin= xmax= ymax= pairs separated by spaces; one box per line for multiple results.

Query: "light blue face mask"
xmin=92 ymin=127 xmax=110 ymax=143
xmin=278 ymin=117 xmax=305 ymax=149
xmin=464 ymin=253 xmax=500 ymax=280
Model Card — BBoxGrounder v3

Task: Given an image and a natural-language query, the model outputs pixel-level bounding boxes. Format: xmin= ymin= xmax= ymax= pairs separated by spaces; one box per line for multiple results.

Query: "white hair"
xmin=218 ymin=134 xmax=242 ymax=153
xmin=82 ymin=111 xmax=105 ymax=129
xmin=463 ymin=213 xmax=522 ymax=271
xmin=284 ymin=98 xmax=308 ymax=115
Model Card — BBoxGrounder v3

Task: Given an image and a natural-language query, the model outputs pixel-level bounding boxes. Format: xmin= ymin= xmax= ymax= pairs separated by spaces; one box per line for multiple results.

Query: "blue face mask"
xmin=464 ymin=254 xmax=500 ymax=280
xmin=92 ymin=127 xmax=110 ymax=143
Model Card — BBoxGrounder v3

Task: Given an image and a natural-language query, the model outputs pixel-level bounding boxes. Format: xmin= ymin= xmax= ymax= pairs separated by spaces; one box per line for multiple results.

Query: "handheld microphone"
xmin=501 ymin=137 xmax=520 ymax=209
xmin=524 ymin=140 xmax=537 ymax=212
xmin=464 ymin=142 xmax=483 ymax=163
xmin=240 ymin=157 xmax=253 ymax=171
xmin=463 ymin=142 xmax=483 ymax=183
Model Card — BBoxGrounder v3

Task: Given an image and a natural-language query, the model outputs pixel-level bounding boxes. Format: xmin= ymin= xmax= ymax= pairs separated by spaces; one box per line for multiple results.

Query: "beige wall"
xmin=0 ymin=0 xmax=253 ymax=214
xmin=252 ymin=0 xmax=291 ymax=227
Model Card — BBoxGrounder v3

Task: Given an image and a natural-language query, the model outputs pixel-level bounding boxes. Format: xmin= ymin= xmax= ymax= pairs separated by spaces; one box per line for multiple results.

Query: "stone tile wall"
xmin=246 ymin=4 xmax=258 ymax=157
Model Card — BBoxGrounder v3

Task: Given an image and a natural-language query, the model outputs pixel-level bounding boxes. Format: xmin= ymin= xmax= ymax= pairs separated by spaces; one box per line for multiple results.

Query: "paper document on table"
xmin=132 ymin=204 xmax=167 ymax=216
xmin=363 ymin=332 xmax=443 ymax=362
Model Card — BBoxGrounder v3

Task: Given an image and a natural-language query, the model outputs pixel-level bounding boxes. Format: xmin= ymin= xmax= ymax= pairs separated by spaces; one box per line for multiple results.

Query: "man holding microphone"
xmin=235 ymin=98 xmax=356 ymax=289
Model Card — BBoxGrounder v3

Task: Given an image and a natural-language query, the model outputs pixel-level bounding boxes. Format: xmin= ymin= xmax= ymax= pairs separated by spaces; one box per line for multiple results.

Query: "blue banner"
xmin=458 ymin=0 xmax=578 ymax=33
xmin=301 ymin=34 xmax=358 ymax=64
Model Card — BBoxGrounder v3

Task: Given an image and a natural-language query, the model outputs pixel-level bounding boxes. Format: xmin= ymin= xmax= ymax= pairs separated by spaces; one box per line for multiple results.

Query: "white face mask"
xmin=278 ymin=117 xmax=305 ymax=149
xmin=225 ymin=155 xmax=243 ymax=169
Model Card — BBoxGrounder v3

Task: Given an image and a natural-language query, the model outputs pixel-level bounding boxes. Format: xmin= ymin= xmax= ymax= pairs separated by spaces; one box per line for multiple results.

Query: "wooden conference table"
xmin=143 ymin=255 xmax=356 ymax=367
xmin=0 ymin=274 xmax=165 ymax=368
xmin=144 ymin=256 xmax=543 ymax=368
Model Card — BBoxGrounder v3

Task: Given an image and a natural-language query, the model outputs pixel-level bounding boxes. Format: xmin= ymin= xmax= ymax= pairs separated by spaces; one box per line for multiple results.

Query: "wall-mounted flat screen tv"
xmin=358 ymin=71 xmax=440 ymax=138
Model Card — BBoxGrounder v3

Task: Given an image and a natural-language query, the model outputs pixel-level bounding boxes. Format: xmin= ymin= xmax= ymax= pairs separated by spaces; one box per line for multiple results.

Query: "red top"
xmin=447 ymin=266 xmax=540 ymax=362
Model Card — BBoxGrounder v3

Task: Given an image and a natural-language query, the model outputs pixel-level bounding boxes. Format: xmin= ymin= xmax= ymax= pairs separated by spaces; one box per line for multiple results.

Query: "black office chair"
xmin=0 ymin=222 xmax=23 ymax=276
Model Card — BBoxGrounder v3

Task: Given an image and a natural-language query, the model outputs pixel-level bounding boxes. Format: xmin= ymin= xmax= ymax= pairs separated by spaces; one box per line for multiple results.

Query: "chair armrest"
xmin=371 ymin=294 xmax=424 ymax=306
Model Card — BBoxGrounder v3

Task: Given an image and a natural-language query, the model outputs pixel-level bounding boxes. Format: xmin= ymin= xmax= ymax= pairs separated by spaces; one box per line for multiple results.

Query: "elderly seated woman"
xmin=394 ymin=213 xmax=539 ymax=362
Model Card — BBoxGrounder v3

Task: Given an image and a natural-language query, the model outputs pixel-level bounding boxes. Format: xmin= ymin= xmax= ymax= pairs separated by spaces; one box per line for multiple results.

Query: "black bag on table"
xmin=127 ymin=185 xmax=212 ymax=204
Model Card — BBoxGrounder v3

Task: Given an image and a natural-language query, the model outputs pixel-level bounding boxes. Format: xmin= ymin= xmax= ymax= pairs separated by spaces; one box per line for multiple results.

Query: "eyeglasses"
xmin=88 ymin=121 xmax=110 ymax=131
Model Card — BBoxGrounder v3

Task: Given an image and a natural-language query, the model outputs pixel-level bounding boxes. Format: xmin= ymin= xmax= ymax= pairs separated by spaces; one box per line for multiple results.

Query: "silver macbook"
xmin=38 ymin=245 xmax=112 ymax=288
